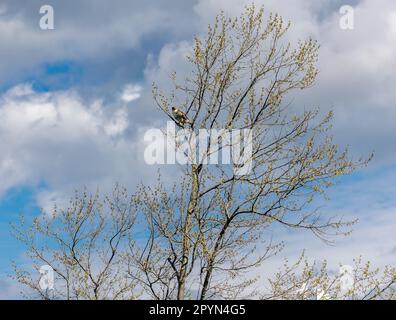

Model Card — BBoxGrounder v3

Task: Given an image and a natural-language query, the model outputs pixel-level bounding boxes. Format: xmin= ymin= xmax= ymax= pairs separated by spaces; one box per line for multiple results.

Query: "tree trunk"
xmin=177 ymin=164 xmax=200 ymax=300
xmin=200 ymin=218 xmax=230 ymax=300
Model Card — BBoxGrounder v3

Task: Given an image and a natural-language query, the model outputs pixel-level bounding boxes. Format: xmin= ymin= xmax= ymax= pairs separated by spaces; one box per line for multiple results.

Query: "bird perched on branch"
xmin=172 ymin=107 xmax=192 ymax=126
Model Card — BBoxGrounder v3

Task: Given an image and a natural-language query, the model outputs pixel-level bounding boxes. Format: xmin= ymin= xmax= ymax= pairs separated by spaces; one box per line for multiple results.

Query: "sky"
xmin=1 ymin=0 xmax=396 ymax=298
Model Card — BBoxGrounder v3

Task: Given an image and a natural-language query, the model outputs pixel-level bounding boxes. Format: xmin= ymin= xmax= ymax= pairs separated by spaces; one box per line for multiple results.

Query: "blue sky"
xmin=1 ymin=0 xmax=396 ymax=298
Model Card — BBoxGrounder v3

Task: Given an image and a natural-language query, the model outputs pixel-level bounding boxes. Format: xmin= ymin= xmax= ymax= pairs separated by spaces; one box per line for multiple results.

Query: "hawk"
xmin=172 ymin=107 xmax=192 ymax=126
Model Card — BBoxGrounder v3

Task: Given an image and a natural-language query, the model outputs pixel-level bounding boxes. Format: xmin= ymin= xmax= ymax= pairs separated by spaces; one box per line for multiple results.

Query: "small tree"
xmin=13 ymin=186 xmax=140 ymax=300
xmin=265 ymin=254 xmax=396 ymax=300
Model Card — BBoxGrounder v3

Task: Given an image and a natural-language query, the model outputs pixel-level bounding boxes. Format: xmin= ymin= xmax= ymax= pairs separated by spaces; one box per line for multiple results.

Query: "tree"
xmin=13 ymin=187 xmax=141 ymax=300
xmin=14 ymin=5 xmax=385 ymax=300
xmin=148 ymin=4 xmax=369 ymax=299
xmin=265 ymin=254 xmax=396 ymax=300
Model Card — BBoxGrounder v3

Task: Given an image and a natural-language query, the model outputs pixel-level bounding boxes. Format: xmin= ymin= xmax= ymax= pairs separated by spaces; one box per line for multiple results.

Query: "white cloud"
xmin=120 ymin=84 xmax=142 ymax=103
xmin=0 ymin=84 xmax=166 ymax=202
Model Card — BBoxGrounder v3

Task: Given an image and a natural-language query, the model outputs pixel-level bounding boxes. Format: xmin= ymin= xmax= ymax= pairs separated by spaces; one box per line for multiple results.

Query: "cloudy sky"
xmin=1 ymin=0 xmax=396 ymax=298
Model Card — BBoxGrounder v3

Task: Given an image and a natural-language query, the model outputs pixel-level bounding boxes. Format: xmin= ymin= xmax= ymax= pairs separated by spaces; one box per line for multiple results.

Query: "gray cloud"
xmin=0 ymin=0 xmax=198 ymax=88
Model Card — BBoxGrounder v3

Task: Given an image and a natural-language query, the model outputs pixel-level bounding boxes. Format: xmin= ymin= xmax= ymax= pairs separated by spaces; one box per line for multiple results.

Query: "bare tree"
xmin=264 ymin=254 xmax=396 ymax=300
xmin=12 ymin=186 xmax=141 ymax=300
xmin=13 ymin=5 xmax=380 ymax=300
